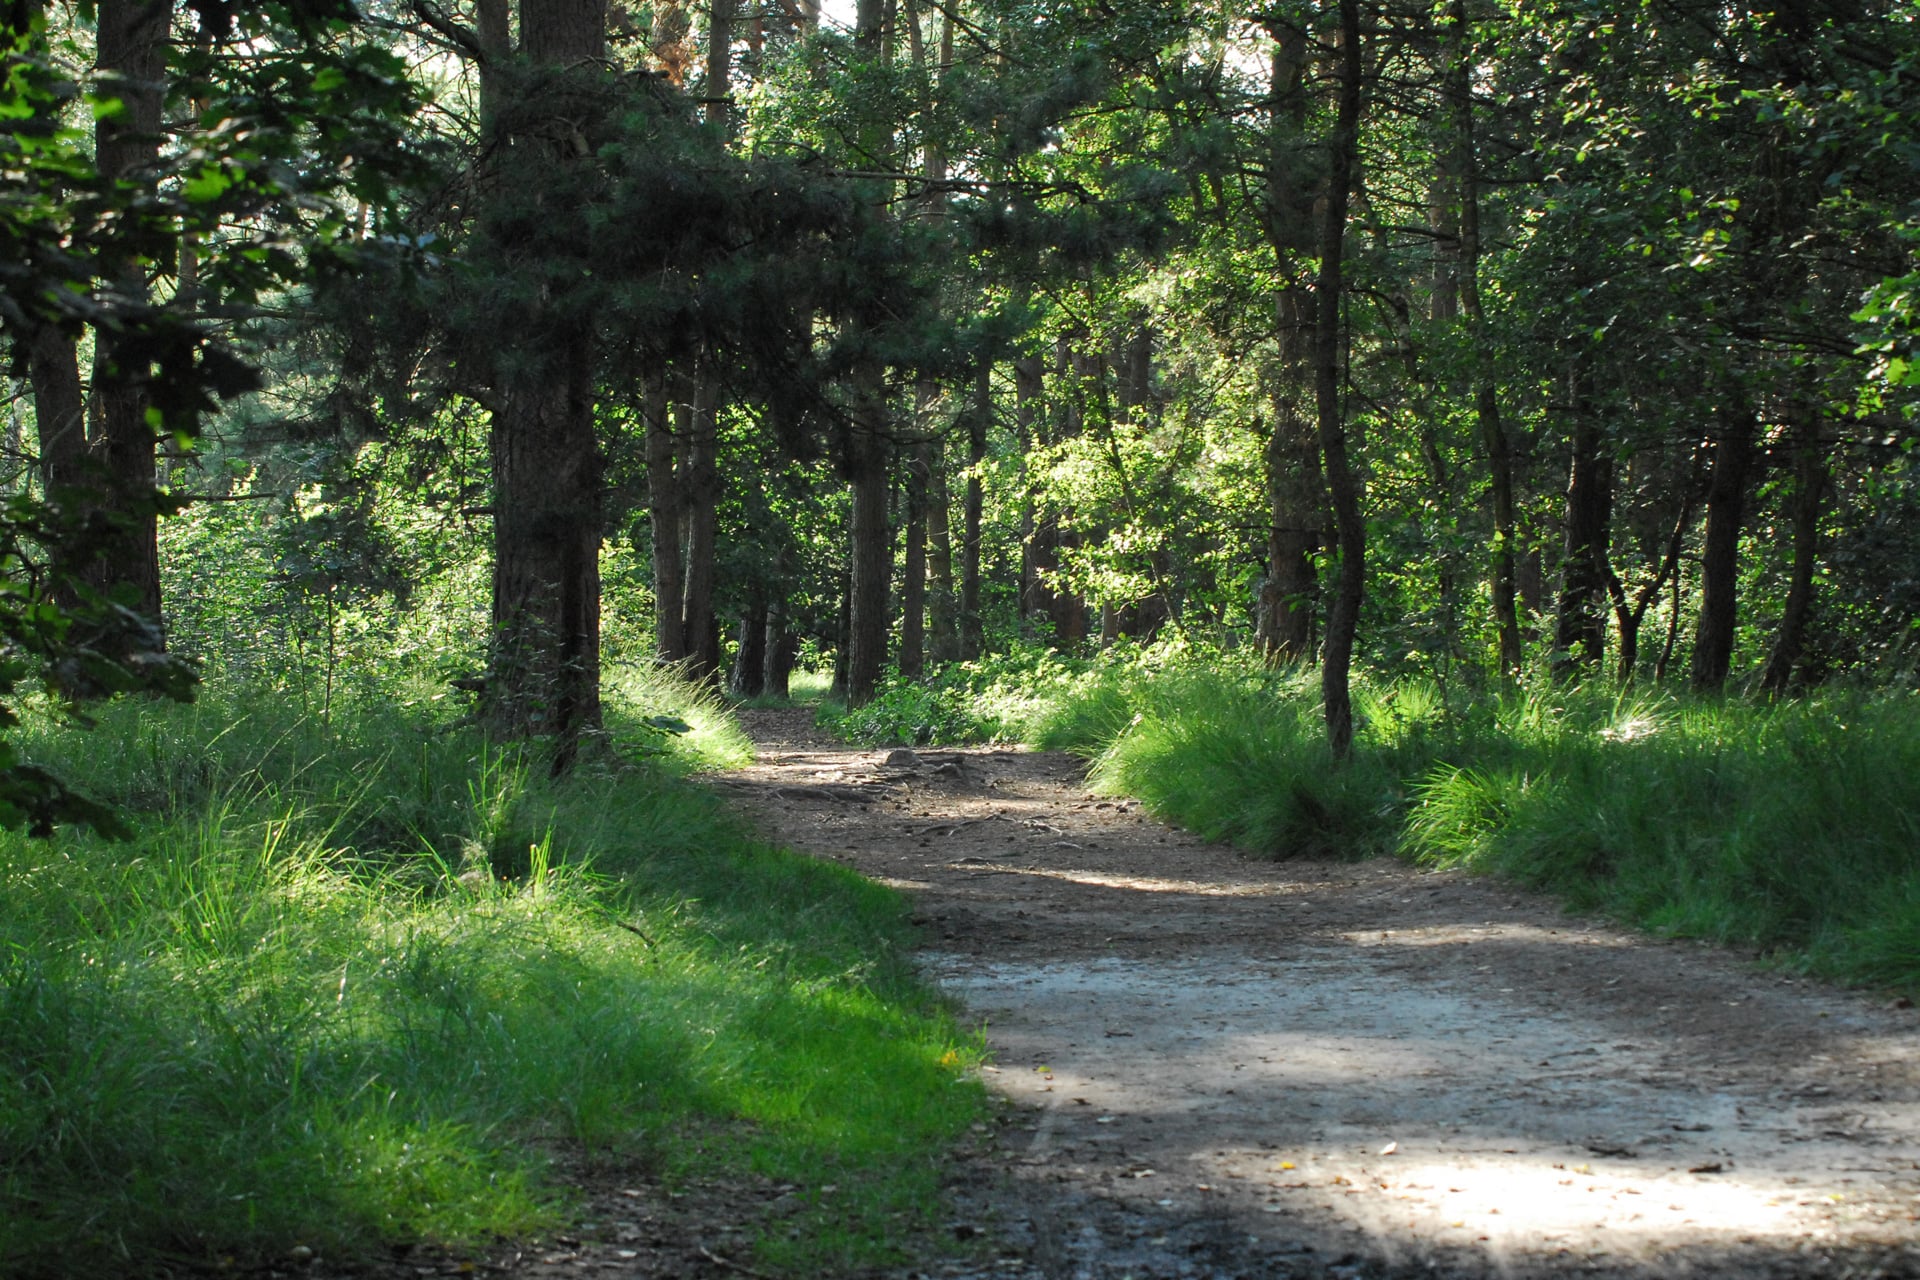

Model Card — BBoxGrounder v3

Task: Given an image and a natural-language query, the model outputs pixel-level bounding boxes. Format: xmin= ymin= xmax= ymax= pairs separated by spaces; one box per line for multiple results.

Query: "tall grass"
xmin=0 ymin=671 xmax=981 ymax=1277
xmin=944 ymin=642 xmax=1920 ymax=991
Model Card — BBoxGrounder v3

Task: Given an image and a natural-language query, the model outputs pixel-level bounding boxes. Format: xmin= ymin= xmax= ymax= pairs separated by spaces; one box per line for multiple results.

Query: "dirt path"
xmin=723 ymin=708 xmax=1920 ymax=1280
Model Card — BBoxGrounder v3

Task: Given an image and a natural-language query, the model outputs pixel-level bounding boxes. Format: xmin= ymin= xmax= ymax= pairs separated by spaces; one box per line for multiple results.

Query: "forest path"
xmin=725 ymin=707 xmax=1920 ymax=1280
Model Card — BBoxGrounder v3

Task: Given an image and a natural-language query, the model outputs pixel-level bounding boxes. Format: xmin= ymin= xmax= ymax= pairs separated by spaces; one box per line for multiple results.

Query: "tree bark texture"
xmin=1315 ymin=0 xmax=1364 ymax=759
xmin=1689 ymin=404 xmax=1757 ymax=693
xmin=484 ymin=0 xmax=609 ymax=760
xmin=90 ymin=0 xmax=169 ymax=628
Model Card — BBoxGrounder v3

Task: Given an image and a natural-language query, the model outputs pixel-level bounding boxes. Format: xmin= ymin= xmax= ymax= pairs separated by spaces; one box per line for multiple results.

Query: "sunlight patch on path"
xmin=927 ymin=949 xmax=1920 ymax=1271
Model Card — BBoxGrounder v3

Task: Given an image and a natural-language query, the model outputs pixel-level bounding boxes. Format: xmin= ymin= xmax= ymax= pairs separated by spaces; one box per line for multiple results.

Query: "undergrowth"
xmin=834 ymin=641 xmax=1920 ymax=993
xmin=0 ymin=664 xmax=982 ymax=1278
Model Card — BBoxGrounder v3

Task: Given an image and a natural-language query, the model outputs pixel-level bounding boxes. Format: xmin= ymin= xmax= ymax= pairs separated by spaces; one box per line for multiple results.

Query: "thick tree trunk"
xmin=1760 ymin=409 xmax=1823 ymax=693
xmin=960 ymin=362 xmax=988 ymax=659
xmin=488 ymin=345 xmax=603 ymax=757
xmin=763 ymin=602 xmax=796 ymax=698
xmin=485 ymin=0 xmax=609 ymax=764
xmin=1689 ymin=405 xmax=1757 ymax=693
xmin=1316 ymin=0 xmax=1364 ymax=759
xmin=645 ymin=373 xmax=687 ymax=662
xmin=90 ymin=0 xmax=169 ymax=628
xmin=1552 ymin=369 xmax=1613 ymax=680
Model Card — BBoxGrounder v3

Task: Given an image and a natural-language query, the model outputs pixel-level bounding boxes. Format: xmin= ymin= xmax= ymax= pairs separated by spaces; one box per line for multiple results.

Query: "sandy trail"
xmin=725 ymin=708 xmax=1920 ymax=1279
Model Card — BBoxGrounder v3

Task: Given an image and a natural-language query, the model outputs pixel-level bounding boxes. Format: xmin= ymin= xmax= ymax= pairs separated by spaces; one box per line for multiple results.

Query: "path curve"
xmin=726 ymin=707 xmax=1920 ymax=1280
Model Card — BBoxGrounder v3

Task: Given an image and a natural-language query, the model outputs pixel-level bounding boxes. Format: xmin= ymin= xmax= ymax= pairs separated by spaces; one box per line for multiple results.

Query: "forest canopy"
xmin=2 ymin=0 xmax=1917 ymax=782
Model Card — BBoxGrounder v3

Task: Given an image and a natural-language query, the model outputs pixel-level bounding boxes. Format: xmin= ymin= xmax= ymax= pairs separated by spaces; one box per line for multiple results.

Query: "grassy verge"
xmin=840 ymin=643 xmax=1920 ymax=992
xmin=0 ymin=664 xmax=984 ymax=1278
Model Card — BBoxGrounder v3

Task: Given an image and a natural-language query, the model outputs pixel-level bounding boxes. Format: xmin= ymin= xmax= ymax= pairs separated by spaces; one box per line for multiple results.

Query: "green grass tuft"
xmin=0 ymin=675 xmax=983 ymax=1277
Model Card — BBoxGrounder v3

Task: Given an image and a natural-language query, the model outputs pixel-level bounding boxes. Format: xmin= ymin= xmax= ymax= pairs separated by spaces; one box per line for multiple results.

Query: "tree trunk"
xmin=682 ymin=369 xmax=722 ymax=680
xmin=1446 ymin=0 xmax=1518 ymax=677
xmin=90 ymin=0 xmax=169 ymax=628
xmin=1610 ymin=485 xmax=1693 ymax=684
xmin=845 ymin=370 xmax=892 ymax=705
xmin=960 ymin=361 xmax=988 ymax=659
xmin=1015 ymin=355 xmax=1046 ymax=630
xmin=1260 ymin=291 xmax=1321 ymax=664
xmin=1316 ymin=0 xmax=1363 ymax=759
xmin=484 ymin=0 xmax=609 ymax=765
xmin=730 ymin=598 xmax=767 ymax=697
xmin=1689 ymin=404 xmax=1757 ymax=693
xmin=1760 ymin=408 xmax=1823 ymax=693
xmin=645 ymin=372 xmax=687 ymax=662
xmin=704 ymin=0 xmax=733 ymax=128
xmin=29 ymin=325 xmax=86 ymax=502
xmin=900 ymin=430 xmax=929 ymax=680
xmin=488 ymin=345 xmax=603 ymax=758
xmin=1552 ymin=367 xmax=1612 ymax=680
xmin=1258 ymin=27 xmax=1321 ymax=667
xmin=763 ymin=601 xmax=796 ymax=698
xmin=928 ymin=431 xmax=959 ymax=663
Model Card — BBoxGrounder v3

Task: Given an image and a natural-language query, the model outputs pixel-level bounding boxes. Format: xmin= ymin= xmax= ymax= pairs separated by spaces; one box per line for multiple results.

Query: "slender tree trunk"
xmin=704 ymin=0 xmax=733 ymax=127
xmin=90 ymin=0 xmax=169 ymax=628
xmin=645 ymin=373 xmax=687 ymax=662
xmin=730 ymin=597 xmax=767 ymax=696
xmin=1447 ymin=0 xmax=1519 ymax=677
xmin=960 ymin=362 xmax=988 ymax=659
xmin=1760 ymin=408 xmax=1823 ymax=693
xmin=900 ymin=429 xmax=930 ymax=680
xmin=1258 ymin=27 xmax=1322 ymax=666
xmin=928 ymin=432 xmax=959 ymax=663
xmin=845 ymin=371 xmax=892 ymax=705
xmin=1689 ymin=404 xmax=1757 ymax=693
xmin=1261 ymin=297 xmax=1322 ymax=663
xmin=1316 ymin=0 xmax=1364 ymax=759
xmin=1610 ymin=486 xmax=1693 ymax=683
xmin=1015 ymin=355 xmax=1046 ymax=630
xmin=682 ymin=369 xmax=721 ymax=680
xmin=1656 ymin=549 xmax=1685 ymax=683
xmin=485 ymin=0 xmax=609 ymax=764
xmin=831 ymin=570 xmax=850 ymax=700
xmin=1552 ymin=367 xmax=1612 ymax=680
